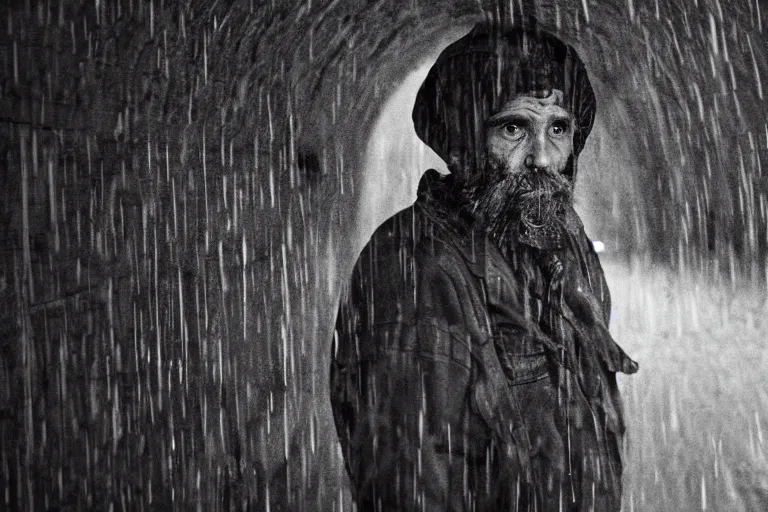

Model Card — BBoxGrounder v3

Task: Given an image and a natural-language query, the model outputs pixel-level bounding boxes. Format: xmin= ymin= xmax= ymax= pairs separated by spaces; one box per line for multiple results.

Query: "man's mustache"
xmin=513 ymin=168 xmax=573 ymax=199
xmin=477 ymin=168 xmax=573 ymax=217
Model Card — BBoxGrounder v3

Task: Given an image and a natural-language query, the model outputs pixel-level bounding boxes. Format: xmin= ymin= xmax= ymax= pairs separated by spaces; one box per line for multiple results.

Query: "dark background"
xmin=1 ymin=0 xmax=767 ymax=509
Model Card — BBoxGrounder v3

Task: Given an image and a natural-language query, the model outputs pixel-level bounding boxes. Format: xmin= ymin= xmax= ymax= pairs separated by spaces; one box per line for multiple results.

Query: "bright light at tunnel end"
xmin=592 ymin=240 xmax=605 ymax=253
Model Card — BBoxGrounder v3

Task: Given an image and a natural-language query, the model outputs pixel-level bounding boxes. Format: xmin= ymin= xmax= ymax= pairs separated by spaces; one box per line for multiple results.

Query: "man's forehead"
xmin=494 ymin=89 xmax=572 ymax=119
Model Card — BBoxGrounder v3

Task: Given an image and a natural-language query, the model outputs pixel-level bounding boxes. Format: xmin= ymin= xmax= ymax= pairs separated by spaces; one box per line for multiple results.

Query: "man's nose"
xmin=524 ymin=134 xmax=552 ymax=171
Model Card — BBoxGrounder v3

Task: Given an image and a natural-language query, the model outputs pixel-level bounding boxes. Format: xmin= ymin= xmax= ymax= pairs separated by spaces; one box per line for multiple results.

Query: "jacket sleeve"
xmin=332 ymin=249 xmax=490 ymax=511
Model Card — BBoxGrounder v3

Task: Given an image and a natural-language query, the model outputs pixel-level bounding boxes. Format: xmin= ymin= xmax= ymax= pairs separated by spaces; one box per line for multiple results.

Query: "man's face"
xmin=462 ymin=89 xmax=576 ymax=245
xmin=485 ymin=90 xmax=574 ymax=178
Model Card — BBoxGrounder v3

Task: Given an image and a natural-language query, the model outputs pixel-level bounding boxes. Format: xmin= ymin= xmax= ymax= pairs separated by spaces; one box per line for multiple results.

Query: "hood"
xmin=412 ymin=21 xmax=596 ymax=181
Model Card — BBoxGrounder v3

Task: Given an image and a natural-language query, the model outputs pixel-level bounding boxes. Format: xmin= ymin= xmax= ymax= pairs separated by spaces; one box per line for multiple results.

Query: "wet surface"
xmin=606 ymin=259 xmax=768 ymax=511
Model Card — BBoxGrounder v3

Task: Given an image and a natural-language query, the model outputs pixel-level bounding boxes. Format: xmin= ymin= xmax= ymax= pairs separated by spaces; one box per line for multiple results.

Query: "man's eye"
xmin=550 ymin=120 xmax=570 ymax=135
xmin=503 ymin=123 xmax=523 ymax=137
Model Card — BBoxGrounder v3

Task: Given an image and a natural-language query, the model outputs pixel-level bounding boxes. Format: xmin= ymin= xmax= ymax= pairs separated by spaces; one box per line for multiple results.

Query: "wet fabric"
xmin=330 ymin=170 xmax=637 ymax=511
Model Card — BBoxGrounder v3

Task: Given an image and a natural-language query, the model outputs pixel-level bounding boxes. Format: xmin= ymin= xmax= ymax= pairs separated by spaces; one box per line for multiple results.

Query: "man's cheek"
xmin=552 ymin=146 xmax=572 ymax=173
xmin=499 ymin=147 xmax=526 ymax=175
xmin=487 ymin=135 xmax=522 ymax=166
xmin=558 ymin=138 xmax=575 ymax=168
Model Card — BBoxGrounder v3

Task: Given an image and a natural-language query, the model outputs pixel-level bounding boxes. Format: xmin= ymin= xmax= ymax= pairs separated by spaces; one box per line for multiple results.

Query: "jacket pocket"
xmin=493 ymin=326 xmax=551 ymax=385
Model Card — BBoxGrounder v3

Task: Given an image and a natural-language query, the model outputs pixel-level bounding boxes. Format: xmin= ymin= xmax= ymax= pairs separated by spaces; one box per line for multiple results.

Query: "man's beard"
xmin=461 ymin=154 xmax=575 ymax=250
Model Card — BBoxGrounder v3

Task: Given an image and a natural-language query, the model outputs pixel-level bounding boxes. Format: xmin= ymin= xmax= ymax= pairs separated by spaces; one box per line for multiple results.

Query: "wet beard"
xmin=462 ymin=157 xmax=574 ymax=251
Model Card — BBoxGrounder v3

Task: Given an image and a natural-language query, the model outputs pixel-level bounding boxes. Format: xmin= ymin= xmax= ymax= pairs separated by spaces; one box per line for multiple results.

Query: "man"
xmin=330 ymin=21 xmax=638 ymax=511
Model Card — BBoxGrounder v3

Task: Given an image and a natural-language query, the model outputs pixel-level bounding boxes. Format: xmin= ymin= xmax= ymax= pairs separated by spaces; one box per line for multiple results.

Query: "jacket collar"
xmin=414 ymin=169 xmax=488 ymax=278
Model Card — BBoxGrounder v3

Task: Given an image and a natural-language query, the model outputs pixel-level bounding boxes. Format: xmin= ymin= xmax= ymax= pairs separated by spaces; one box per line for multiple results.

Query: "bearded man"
xmin=330 ymin=22 xmax=638 ymax=511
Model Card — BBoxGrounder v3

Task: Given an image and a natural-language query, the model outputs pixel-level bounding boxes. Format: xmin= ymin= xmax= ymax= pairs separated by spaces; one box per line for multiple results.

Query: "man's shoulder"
xmin=358 ymin=202 xmax=481 ymax=272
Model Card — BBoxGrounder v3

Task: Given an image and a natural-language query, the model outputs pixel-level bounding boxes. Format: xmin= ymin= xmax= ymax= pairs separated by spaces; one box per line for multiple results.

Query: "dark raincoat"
xmin=330 ymin=170 xmax=638 ymax=511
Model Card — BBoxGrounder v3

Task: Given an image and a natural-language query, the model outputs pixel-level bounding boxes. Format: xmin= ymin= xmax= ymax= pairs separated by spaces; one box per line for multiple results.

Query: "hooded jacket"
xmin=331 ymin=173 xmax=637 ymax=511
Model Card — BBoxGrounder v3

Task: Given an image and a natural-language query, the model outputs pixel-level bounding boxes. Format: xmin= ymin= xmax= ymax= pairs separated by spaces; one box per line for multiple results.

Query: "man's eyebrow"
xmin=485 ymin=111 xmax=533 ymax=126
xmin=550 ymin=113 xmax=573 ymax=122
xmin=486 ymin=109 xmax=573 ymax=126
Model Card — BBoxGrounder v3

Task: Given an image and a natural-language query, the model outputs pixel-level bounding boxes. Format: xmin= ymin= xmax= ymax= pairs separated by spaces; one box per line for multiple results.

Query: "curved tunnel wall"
xmin=1 ymin=0 xmax=767 ymax=509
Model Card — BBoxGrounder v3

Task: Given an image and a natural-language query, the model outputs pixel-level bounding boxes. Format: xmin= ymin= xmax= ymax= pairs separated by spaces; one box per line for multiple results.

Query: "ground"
xmin=605 ymin=259 xmax=768 ymax=511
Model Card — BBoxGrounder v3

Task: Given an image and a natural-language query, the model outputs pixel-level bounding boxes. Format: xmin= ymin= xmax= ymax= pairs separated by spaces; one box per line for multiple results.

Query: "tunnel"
xmin=1 ymin=0 xmax=768 ymax=510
